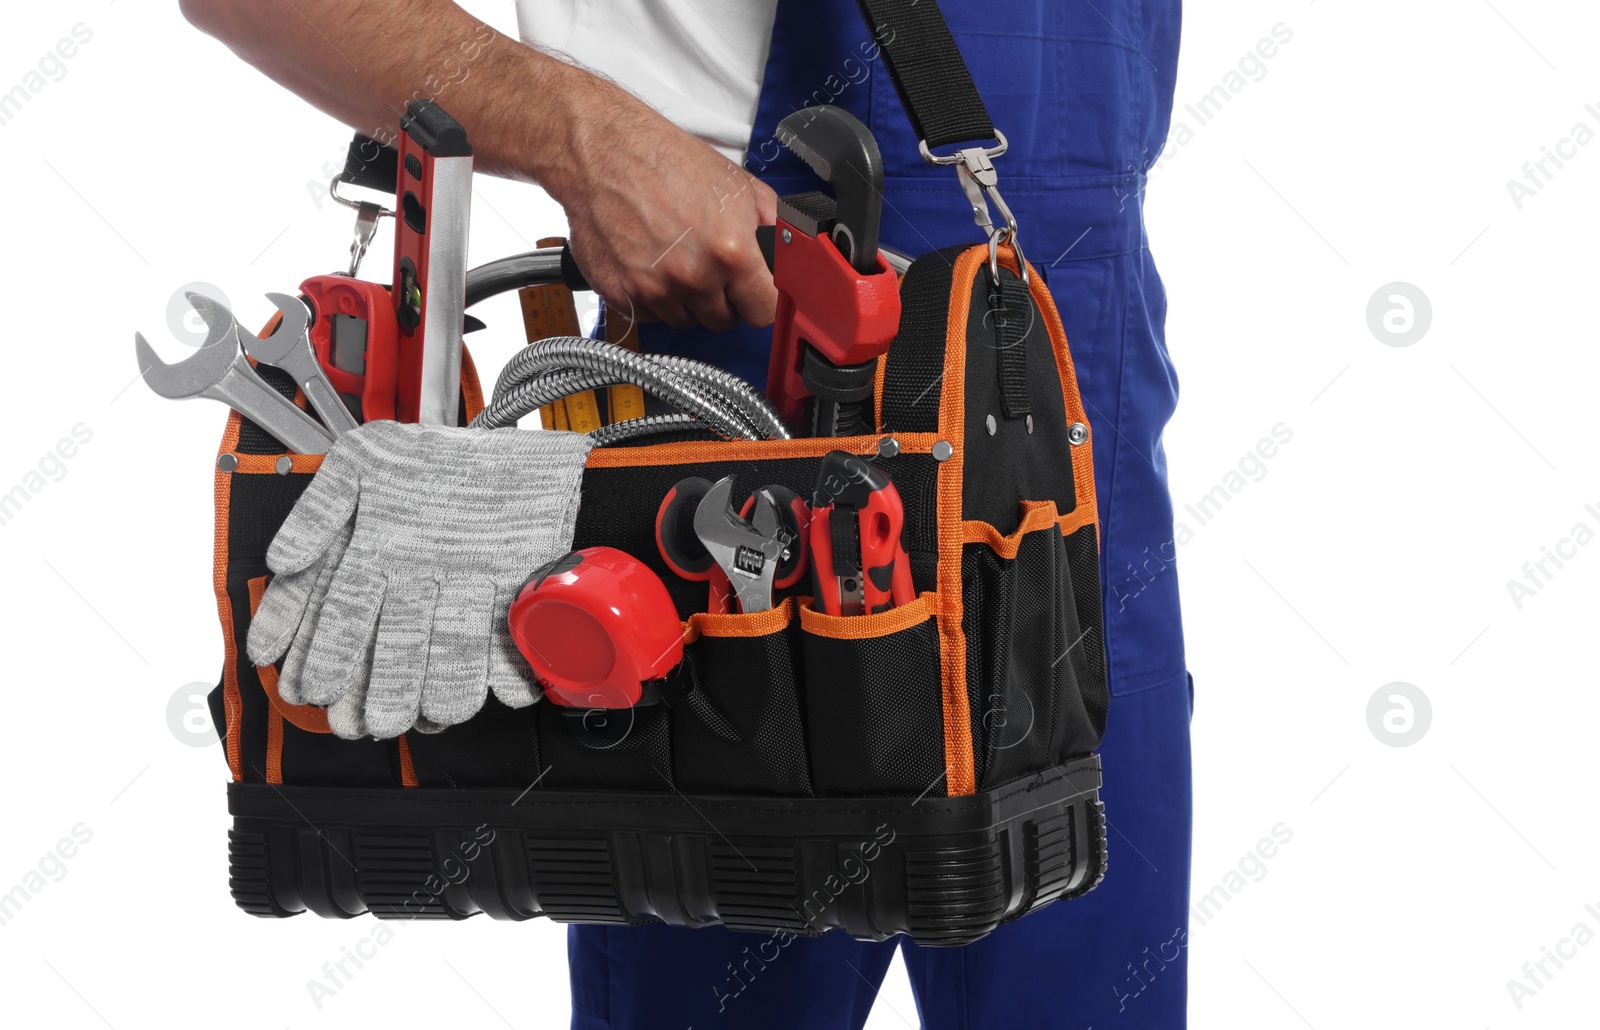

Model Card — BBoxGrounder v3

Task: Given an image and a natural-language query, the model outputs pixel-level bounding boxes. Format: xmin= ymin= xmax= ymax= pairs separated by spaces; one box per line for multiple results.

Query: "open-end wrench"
xmin=244 ymin=293 xmax=361 ymax=436
xmin=135 ymin=294 xmax=336 ymax=455
xmin=692 ymin=477 xmax=790 ymax=614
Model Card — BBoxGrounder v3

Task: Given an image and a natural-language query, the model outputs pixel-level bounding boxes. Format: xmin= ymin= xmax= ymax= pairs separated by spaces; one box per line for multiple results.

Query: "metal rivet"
xmin=1026 ymin=415 xmax=1034 ymax=435
xmin=1068 ymin=422 xmax=1088 ymax=446
xmin=275 ymin=455 xmax=293 ymax=475
xmin=781 ymin=228 xmax=793 ymax=245
xmin=985 ymin=414 xmax=997 ymax=436
xmin=877 ymin=436 xmax=900 ymax=458
xmin=932 ymin=440 xmax=954 ymax=462
xmin=216 ymin=453 xmax=238 ymax=472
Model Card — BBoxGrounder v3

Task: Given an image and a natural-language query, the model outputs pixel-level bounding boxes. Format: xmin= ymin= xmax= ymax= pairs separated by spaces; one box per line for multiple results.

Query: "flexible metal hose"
xmin=492 ymin=345 xmax=774 ymax=441
xmin=477 ymin=337 xmax=789 ymax=441
xmin=486 ymin=339 xmax=740 ymax=434
xmin=470 ymin=369 xmax=622 ymax=431
xmin=647 ymin=353 xmax=790 ymax=441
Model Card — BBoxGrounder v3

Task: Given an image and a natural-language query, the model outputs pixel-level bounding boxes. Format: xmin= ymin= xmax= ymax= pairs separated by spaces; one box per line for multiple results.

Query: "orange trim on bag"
xmin=1008 ymin=246 xmax=1100 ymax=533
xmin=214 ymin=414 xmax=244 ymax=782
xmin=962 ymin=501 xmax=1062 ymax=559
xmin=246 ymin=575 xmax=333 ymax=735
xmin=1058 ymin=504 xmax=1096 ymax=539
xmin=797 ymin=593 xmax=936 ymax=640
xmin=584 ymin=433 xmax=940 ymax=469
xmin=256 ymin=663 xmax=332 ymax=734
xmin=684 ymin=597 xmax=795 ymax=643
xmin=958 ymin=500 xmax=1098 ymax=556
xmin=397 ymin=735 xmax=419 ymax=787
xmin=930 ymin=244 xmax=989 ymax=798
xmin=873 ymin=352 xmax=887 ymax=432
xmin=227 ymin=452 xmax=325 ymax=475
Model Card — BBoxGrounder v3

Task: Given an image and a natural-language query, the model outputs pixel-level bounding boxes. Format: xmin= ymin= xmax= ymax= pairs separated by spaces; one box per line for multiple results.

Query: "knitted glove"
xmin=246 ymin=421 xmax=593 ymax=738
xmin=248 ymin=521 xmax=353 ymax=706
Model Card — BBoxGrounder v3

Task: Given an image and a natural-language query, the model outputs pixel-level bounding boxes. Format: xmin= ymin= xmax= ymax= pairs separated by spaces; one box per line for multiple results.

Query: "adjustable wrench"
xmin=692 ymin=477 xmax=790 ymax=614
xmin=135 ymin=294 xmax=335 ymax=455
xmin=242 ymin=293 xmax=361 ymax=436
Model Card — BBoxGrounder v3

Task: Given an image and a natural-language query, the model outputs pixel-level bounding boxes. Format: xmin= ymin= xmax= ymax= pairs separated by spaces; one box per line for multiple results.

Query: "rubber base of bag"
xmin=227 ymin=757 xmax=1105 ymax=946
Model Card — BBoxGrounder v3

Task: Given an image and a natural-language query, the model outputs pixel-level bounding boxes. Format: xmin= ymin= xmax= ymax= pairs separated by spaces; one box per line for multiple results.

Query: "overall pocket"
xmin=962 ymin=502 xmax=1107 ymax=789
xmin=797 ymin=594 xmax=945 ymax=797
xmin=672 ymin=599 xmax=812 ymax=795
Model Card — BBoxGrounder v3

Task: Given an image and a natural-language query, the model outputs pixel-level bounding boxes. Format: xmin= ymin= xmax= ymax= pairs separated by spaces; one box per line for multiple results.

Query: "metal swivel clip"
xmin=920 ymin=130 xmax=1028 ymax=285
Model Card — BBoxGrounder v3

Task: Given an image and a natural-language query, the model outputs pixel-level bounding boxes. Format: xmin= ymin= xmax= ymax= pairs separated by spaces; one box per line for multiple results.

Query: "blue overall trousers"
xmin=569 ymin=4 xmax=1190 ymax=1026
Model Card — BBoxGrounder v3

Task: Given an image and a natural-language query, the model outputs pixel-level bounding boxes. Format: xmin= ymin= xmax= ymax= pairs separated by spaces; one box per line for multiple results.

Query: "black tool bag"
xmin=217 ymin=0 xmax=1109 ymax=946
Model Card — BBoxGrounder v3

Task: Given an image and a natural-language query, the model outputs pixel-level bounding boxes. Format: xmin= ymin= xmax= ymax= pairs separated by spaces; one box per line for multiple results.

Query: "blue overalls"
xmin=569 ymin=4 xmax=1190 ymax=1026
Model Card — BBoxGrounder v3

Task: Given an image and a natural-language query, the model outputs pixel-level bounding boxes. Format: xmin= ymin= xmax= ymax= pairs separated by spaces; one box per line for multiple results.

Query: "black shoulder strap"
xmin=854 ymin=0 xmax=995 ymax=149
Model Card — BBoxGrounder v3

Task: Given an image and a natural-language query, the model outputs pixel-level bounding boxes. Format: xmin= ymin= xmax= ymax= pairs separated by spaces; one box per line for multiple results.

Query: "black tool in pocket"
xmin=671 ymin=599 xmax=812 ymax=795
xmin=797 ymin=594 xmax=946 ymax=797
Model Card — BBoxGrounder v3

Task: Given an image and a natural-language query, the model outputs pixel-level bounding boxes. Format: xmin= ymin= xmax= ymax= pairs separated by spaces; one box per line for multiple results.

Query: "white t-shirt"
xmin=515 ymin=0 xmax=780 ymax=163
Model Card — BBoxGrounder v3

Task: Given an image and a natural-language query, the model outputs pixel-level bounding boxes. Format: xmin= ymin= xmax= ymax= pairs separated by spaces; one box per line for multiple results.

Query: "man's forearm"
xmin=181 ymin=0 xmax=780 ymax=329
xmin=180 ymin=0 xmax=605 ymax=194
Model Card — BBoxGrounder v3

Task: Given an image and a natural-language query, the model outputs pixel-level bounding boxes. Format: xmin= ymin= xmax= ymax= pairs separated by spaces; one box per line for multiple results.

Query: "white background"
xmin=1 ymin=1 xmax=1596 ymax=1027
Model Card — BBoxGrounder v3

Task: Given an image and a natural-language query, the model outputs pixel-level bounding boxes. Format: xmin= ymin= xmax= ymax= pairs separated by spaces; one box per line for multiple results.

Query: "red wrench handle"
xmin=656 ymin=477 xmax=736 ymax=614
xmin=855 ymin=483 xmax=914 ymax=614
xmin=808 ymin=451 xmax=913 ymax=616
xmin=766 ymin=216 xmax=899 ymax=428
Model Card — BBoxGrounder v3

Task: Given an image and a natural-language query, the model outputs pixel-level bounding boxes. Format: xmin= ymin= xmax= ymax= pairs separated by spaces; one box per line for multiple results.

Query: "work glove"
xmin=246 ymin=421 xmax=593 ymax=739
xmin=250 ymin=524 xmax=403 ymax=739
xmin=248 ymin=523 xmax=352 ymax=708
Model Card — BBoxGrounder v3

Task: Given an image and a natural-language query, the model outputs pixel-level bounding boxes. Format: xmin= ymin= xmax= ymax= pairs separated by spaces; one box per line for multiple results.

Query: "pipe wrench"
xmin=765 ymin=106 xmax=901 ymax=436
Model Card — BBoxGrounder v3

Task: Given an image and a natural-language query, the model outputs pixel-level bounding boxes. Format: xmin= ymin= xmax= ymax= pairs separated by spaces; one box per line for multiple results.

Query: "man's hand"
xmin=179 ymin=0 xmax=778 ymax=329
xmin=545 ymin=79 xmax=778 ymax=331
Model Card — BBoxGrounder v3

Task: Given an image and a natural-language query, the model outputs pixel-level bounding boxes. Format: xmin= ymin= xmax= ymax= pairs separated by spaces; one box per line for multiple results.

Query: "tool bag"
xmin=217 ymin=0 xmax=1109 ymax=946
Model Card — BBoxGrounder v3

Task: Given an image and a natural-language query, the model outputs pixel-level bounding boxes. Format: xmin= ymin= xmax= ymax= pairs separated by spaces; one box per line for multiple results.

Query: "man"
xmin=181 ymin=1 xmax=1191 ymax=1027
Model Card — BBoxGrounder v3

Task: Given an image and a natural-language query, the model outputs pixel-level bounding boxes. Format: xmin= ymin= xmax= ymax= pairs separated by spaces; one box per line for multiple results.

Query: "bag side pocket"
xmin=964 ymin=502 xmax=1106 ymax=789
xmin=1061 ymin=523 xmax=1109 ymax=741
